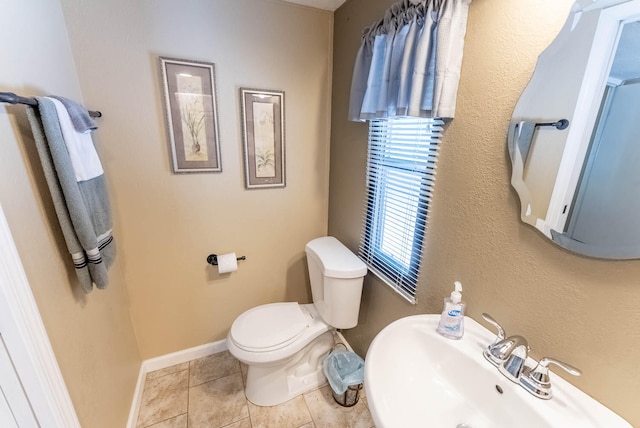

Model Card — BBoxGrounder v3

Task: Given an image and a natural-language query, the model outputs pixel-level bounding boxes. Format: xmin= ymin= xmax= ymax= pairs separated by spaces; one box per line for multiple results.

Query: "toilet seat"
xmin=229 ymin=302 xmax=310 ymax=352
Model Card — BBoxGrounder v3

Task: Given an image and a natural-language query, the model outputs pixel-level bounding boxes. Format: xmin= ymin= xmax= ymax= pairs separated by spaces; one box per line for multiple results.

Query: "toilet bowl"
xmin=226 ymin=236 xmax=367 ymax=406
xmin=226 ymin=303 xmax=334 ymax=406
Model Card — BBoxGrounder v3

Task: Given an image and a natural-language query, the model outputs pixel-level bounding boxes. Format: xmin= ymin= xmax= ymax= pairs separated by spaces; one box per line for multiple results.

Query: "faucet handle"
xmin=529 ymin=357 xmax=582 ymax=384
xmin=521 ymin=357 xmax=581 ymax=399
xmin=481 ymin=313 xmax=506 ymax=342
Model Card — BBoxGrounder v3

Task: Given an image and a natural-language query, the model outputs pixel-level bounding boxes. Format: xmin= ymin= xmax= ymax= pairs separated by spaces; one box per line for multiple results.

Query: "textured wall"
xmin=60 ymin=0 xmax=334 ymax=359
xmin=0 ymin=2 xmax=141 ymax=427
xmin=330 ymin=0 xmax=640 ymax=425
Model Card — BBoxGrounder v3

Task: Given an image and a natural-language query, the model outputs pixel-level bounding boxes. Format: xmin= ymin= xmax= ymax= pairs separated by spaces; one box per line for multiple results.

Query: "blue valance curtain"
xmin=348 ymin=0 xmax=472 ymax=121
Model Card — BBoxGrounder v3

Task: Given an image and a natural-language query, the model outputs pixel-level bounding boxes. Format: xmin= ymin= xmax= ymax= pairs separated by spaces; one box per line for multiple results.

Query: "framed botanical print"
xmin=160 ymin=57 xmax=221 ymax=173
xmin=239 ymin=88 xmax=285 ymax=189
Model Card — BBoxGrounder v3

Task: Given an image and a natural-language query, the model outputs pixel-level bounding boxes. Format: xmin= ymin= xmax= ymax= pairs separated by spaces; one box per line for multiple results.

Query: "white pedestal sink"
xmin=364 ymin=314 xmax=631 ymax=428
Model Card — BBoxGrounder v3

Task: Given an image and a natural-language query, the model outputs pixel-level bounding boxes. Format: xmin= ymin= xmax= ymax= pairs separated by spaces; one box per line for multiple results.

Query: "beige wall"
xmin=331 ymin=0 xmax=640 ymax=426
xmin=2 ymin=0 xmax=331 ymax=424
xmin=59 ymin=0 xmax=334 ymax=359
xmin=0 ymin=2 xmax=141 ymax=428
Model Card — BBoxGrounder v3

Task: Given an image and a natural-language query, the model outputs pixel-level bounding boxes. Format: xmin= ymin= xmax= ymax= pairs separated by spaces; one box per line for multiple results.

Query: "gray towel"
xmin=50 ymin=95 xmax=98 ymax=132
xmin=27 ymin=97 xmax=114 ymax=293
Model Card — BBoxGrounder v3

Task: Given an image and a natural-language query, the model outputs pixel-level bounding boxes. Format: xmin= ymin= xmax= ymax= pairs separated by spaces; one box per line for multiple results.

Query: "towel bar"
xmin=534 ymin=119 xmax=569 ymax=130
xmin=0 ymin=91 xmax=102 ymax=118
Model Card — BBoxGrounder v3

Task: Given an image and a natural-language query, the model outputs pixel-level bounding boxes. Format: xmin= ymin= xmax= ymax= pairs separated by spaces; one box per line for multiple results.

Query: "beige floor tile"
xmin=146 ymin=362 xmax=190 ymax=381
xmin=136 ymin=352 xmax=375 ymax=428
xmin=240 ymin=362 xmax=248 ymax=386
xmin=188 ymin=372 xmax=249 ymax=428
xmin=145 ymin=413 xmax=188 ymax=428
xmin=304 ymin=385 xmax=374 ymax=428
xmin=189 ymin=350 xmax=240 ymax=387
xmin=360 ymin=387 xmax=369 ymax=409
xmin=248 ymin=395 xmax=313 ymax=428
xmin=136 ymin=370 xmax=189 ymax=427
xmin=222 ymin=418 xmax=252 ymax=428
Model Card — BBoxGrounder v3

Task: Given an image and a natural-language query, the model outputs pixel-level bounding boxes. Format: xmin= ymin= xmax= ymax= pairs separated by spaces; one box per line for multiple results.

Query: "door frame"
xmin=0 ymin=202 xmax=80 ymax=427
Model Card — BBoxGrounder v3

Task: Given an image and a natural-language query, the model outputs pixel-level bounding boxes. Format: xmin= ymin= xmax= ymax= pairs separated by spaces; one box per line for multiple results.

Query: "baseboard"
xmin=142 ymin=340 xmax=228 ymax=373
xmin=126 ymin=339 xmax=227 ymax=428
xmin=125 ymin=365 xmax=148 ymax=428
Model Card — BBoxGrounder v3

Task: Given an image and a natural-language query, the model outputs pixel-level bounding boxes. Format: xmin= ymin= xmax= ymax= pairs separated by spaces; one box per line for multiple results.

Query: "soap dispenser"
xmin=436 ymin=281 xmax=465 ymax=340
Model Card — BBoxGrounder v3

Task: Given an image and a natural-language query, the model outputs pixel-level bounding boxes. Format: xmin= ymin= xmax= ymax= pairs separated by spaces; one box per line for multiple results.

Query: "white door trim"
xmin=0 ymin=202 xmax=80 ymax=427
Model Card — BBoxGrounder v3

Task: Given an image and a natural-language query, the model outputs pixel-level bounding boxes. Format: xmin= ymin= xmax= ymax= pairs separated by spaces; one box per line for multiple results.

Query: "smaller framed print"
xmin=240 ymin=88 xmax=285 ymax=189
xmin=159 ymin=57 xmax=221 ymax=173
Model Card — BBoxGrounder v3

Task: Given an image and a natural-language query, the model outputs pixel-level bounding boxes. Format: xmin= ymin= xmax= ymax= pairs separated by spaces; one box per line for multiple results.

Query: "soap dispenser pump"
xmin=436 ymin=281 xmax=465 ymax=340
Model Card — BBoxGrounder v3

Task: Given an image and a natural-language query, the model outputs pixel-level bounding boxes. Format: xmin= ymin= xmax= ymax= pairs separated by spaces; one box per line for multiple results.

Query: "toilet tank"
xmin=305 ymin=236 xmax=367 ymax=329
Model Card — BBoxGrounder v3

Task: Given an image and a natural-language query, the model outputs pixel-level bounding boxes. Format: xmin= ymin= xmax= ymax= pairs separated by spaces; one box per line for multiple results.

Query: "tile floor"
xmin=135 ymin=350 xmax=375 ymax=428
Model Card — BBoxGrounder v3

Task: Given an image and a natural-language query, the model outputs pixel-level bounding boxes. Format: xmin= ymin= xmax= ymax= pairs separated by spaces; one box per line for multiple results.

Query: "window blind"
xmin=359 ymin=117 xmax=443 ymax=303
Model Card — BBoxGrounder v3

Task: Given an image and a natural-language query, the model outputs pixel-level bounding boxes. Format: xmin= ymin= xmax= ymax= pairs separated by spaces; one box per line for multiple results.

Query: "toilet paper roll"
xmin=217 ymin=252 xmax=238 ymax=274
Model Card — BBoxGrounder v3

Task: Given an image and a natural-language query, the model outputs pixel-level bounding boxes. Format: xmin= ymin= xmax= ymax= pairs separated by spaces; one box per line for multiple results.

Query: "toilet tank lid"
xmin=305 ymin=236 xmax=367 ymax=278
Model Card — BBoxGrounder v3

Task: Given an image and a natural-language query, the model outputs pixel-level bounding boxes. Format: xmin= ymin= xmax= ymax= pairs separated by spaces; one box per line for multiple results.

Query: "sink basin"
xmin=364 ymin=315 xmax=631 ymax=428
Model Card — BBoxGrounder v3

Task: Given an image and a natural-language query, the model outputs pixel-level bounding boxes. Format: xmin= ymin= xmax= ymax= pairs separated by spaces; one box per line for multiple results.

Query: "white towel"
xmin=48 ymin=97 xmax=104 ymax=182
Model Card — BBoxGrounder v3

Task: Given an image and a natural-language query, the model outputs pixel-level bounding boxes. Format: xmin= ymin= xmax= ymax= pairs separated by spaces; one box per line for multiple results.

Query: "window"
xmin=359 ymin=117 xmax=443 ymax=303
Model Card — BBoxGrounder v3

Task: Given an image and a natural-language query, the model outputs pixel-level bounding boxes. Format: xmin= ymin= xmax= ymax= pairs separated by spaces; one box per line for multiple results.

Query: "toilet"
xmin=226 ymin=236 xmax=367 ymax=406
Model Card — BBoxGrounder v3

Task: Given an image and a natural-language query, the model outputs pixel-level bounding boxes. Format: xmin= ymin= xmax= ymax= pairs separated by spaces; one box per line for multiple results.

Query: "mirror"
xmin=509 ymin=0 xmax=640 ymax=259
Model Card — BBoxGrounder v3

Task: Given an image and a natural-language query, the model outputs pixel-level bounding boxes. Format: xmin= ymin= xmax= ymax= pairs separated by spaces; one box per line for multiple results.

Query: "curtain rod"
xmin=0 ymin=91 xmax=102 ymax=118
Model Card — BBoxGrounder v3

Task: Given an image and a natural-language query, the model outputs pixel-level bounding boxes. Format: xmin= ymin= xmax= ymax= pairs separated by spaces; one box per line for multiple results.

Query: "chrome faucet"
xmin=480 ymin=313 xmax=581 ymax=399
xmin=481 ymin=314 xmax=529 ymax=382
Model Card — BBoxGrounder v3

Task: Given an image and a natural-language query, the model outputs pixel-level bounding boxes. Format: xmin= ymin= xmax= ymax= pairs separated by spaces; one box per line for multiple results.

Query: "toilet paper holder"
xmin=206 ymin=254 xmax=246 ymax=266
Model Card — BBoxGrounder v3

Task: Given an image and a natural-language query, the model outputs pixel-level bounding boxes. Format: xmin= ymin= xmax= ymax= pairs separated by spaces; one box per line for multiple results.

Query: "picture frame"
xmin=159 ymin=57 xmax=222 ymax=173
xmin=239 ymin=88 xmax=285 ymax=189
